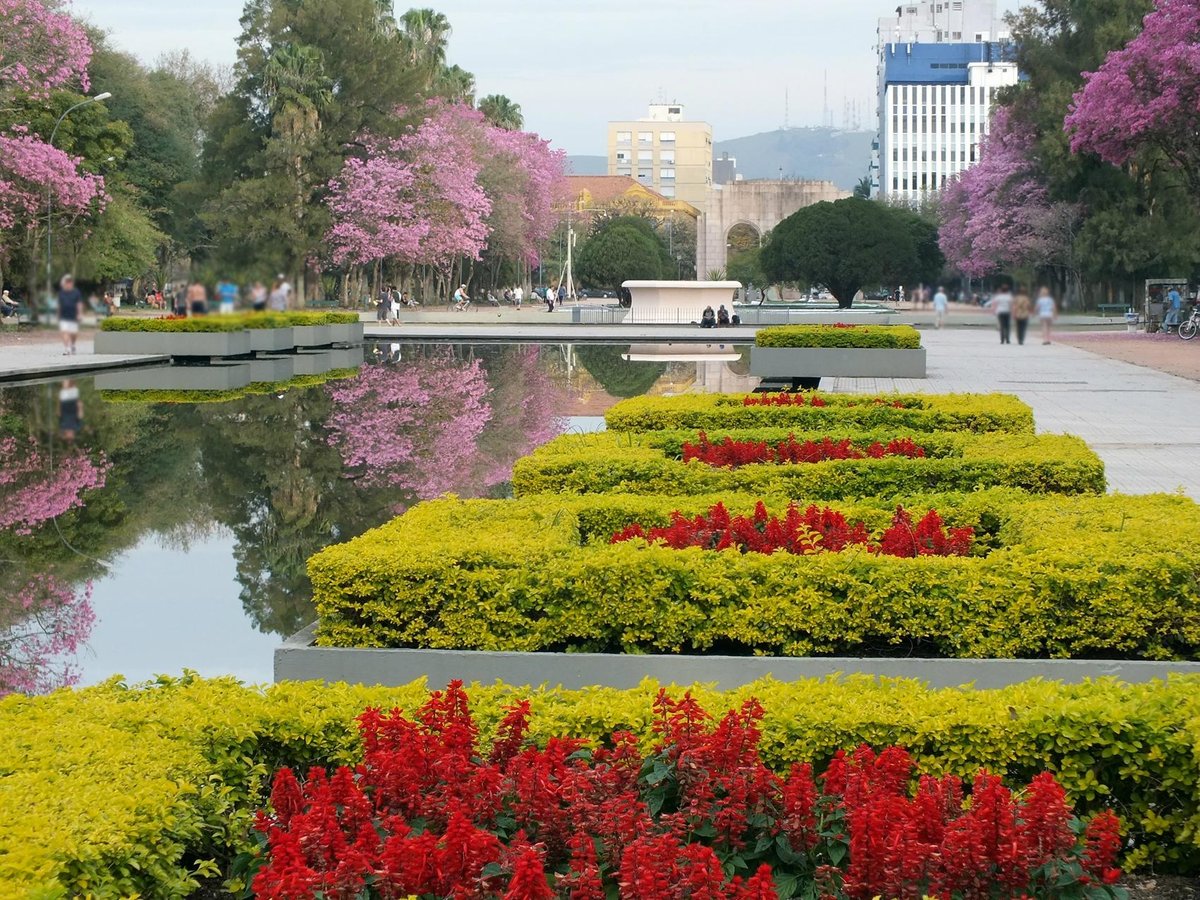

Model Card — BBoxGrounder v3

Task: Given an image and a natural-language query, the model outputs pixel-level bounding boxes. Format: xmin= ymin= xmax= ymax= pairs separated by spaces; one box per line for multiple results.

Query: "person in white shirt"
xmin=513 ymin=285 xmax=523 ymax=308
xmin=932 ymin=286 xmax=949 ymax=329
xmin=1036 ymin=287 xmax=1057 ymax=345
xmin=988 ymin=284 xmax=1014 ymax=344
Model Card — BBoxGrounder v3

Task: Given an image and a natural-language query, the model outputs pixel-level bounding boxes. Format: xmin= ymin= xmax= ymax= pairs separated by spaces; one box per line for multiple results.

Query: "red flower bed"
xmin=611 ymin=501 xmax=974 ymax=558
xmin=741 ymin=394 xmax=912 ymax=409
xmin=682 ymin=432 xmax=927 ymax=468
xmin=251 ymin=684 xmax=1124 ymax=900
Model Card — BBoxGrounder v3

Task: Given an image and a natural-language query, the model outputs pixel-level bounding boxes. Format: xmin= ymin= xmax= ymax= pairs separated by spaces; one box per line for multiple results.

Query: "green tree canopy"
xmin=761 ymin=197 xmax=941 ymax=308
xmin=574 ymin=216 xmax=669 ymax=292
xmin=478 ymin=94 xmax=523 ymax=130
xmin=574 ymin=345 xmax=666 ymax=399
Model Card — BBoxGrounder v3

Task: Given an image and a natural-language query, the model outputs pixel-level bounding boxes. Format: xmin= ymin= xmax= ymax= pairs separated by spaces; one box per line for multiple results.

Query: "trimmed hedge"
xmin=755 ymin=324 xmax=922 ymax=349
xmin=605 ymin=392 xmax=1036 ymax=434
xmin=308 ymin=490 xmax=1200 ymax=660
xmin=98 ymin=369 xmax=360 ymax=404
xmin=3 ymin=674 xmax=1200 ymax=897
xmin=512 ymin=429 xmax=1106 ymax=498
xmin=99 ymin=310 xmax=359 ymax=332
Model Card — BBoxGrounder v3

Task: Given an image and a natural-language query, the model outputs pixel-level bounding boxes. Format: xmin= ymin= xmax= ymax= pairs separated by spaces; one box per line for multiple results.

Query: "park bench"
xmin=1096 ymin=303 xmax=1127 ymax=317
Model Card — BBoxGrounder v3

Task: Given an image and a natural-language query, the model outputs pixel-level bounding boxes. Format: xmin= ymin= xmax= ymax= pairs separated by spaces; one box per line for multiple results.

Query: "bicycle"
xmin=1179 ymin=306 xmax=1200 ymax=341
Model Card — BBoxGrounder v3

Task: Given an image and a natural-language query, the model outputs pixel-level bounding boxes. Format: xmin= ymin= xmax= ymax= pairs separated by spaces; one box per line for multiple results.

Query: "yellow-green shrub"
xmin=512 ymin=429 xmax=1105 ymax=498
xmin=605 ymin=392 xmax=1035 ymax=434
xmin=755 ymin=324 xmax=922 ymax=349
xmin=98 ymin=310 xmax=359 ymax=332
xmin=2 ymin=674 xmax=1199 ymax=897
xmin=308 ymin=490 xmax=1200 ymax=660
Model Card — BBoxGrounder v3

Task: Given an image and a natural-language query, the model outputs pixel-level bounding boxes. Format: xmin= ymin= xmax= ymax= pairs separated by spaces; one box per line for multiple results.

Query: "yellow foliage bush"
xmin=3 ymin=673 xmax=1200 ymax=897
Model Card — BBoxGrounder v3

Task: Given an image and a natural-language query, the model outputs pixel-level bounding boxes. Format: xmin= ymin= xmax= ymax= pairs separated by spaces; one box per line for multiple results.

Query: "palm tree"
xmin=478 ymin=94 xmax=523 ymax=130
xmin=853 ymin=176 xmax=872 ymax=199
xmin=436 ymin=64 xmax=475 ymax=105
xmin=262 ymin=43 xmax=333 ymax=143
xmin=399 ymin=8 xmax=451 ymax=74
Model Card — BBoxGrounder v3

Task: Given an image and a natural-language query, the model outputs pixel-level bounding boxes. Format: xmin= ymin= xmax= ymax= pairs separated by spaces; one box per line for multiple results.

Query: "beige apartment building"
xmin=607 ymin=103 xmax=712 ymax=210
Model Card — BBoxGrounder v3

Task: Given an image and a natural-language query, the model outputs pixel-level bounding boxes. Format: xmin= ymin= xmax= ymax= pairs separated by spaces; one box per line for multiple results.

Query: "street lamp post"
xmin=44 ymin=92 xmax=111 ymax=306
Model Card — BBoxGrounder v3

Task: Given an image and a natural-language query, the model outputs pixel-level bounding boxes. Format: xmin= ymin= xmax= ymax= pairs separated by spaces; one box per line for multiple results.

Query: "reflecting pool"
xmin=0 ymin=342 xmax=756 ymax=691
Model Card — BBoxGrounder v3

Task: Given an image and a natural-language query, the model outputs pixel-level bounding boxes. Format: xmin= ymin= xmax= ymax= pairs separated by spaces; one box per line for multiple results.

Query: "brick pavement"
xmin=826 ymin=328 xmax=1200 ymax=499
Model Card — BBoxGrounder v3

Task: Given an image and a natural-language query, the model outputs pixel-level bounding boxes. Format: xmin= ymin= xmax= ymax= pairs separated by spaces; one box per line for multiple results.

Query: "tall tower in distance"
xmin=870 ymin=0 xmax=1019 ymax=203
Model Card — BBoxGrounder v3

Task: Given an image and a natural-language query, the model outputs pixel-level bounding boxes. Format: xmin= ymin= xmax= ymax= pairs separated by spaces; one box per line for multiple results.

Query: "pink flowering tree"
xmin=1066 ymin=0 xmax=1200 ymax=194
xmin=0 ymin=0 xmax=105 ymax=269
xmin=326 ymin=102 xmax=491 ymax=296
xmin=0 ymin=434 xmax=106 ymax=695
xmin=0 ymin=0 xmax=93 ymax=101
xmin=324 ymin=351 xmax=493 ymax=501
xmin=939 ymin=107 xmax=1081 ymax=278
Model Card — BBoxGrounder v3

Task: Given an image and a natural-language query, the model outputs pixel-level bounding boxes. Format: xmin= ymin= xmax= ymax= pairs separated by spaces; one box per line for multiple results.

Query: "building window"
xmin=617 ymin=166 xmax=631 ymax=176
xmin=638 ymin=131 xmax=652 ymax=144
xmin=615 ymin=151 xmax=630 ymax=162
xmin=659 ymin=185 xmax=675 ymax=198
xmin=637 ymin=167 xmax=652 ymax=181
xmin=893 ymin=148 xmax=899 ymax=161
xmin=660 ymin=149 xmax=675 ymax=164
xmin=668 ymin=107 xmax=680 ymax=115
xmin=893 ymin=177 xmax=899 ymax=190
xmin=660 ymin=168 xmax=676 ymax=180
xmin=637 ymin=149 xmax=652 ymax=161
xmin=616 ymin=131 xmax=631 ymax=144
xmin=659 ymin=131 xmax=675 ymax=143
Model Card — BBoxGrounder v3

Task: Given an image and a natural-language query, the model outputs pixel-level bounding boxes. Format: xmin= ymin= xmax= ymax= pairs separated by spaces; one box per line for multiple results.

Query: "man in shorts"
xmin=57 ymin=274 xmax=82 ymax=355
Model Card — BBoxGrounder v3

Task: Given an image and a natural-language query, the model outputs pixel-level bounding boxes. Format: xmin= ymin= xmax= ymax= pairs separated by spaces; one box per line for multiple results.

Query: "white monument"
xmin=622 ymin=280 xmax=741 ymax=324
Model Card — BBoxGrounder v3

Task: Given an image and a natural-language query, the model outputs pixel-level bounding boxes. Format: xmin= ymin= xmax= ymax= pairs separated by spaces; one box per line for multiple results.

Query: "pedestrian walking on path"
xmin=57 ymin=274 xmax=81 ymax=355
xmin=1037 ymin=287 xmax=1057 ymax=345
xmin=1013 ymin=288 xmax=1032 ymax=345
xmin=989 ymin=284 xmax=1014 ymax=344
xmin=933 ymin=286 xmax=948 ymax=329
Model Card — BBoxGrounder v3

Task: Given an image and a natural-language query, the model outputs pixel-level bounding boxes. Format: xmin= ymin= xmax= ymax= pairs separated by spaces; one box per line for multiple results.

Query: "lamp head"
xmin=93 ymin=92 xmax=112 ymax=101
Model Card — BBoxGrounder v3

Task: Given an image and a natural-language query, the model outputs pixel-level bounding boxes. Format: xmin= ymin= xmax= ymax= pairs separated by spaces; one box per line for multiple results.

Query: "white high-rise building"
xmin=870 ymin=0 xmax=1019 ymax=203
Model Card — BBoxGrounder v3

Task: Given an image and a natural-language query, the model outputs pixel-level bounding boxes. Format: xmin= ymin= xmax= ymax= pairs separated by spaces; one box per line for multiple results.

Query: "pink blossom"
xmin=0 ymin=574 xmax=95 ymax=697
xmin=1066 ymin=0 xmax=1200 ymax=178
xmin=0 ymin=132 xmax=107 ymax=237
xmin=0 ymin=0 xmax=92 ymax=101
xmin=0 ymin=435 xmax=110 ymax=533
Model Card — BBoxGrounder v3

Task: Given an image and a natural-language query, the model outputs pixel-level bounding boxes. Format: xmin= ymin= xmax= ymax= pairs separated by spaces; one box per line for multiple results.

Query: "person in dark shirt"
xmin=57 ymin=274 xmax=82 ymax=355
xmin=58 ymin=379 xmax=83 ymax=441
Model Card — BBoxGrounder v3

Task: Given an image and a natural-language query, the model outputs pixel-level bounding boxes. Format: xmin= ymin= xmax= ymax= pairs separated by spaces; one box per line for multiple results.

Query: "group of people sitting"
xmin=700 ymin=304 xmax=735 ymax=328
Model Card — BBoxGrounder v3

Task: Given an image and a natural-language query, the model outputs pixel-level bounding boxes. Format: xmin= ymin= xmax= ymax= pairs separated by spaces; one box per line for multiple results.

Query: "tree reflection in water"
xmin=0 ymin=346 xmax=568 ymax=691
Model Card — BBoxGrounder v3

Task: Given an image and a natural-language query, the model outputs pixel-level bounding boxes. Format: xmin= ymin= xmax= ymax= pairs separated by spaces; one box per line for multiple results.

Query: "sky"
xmin=72 ymin=0 xmax=1023 ymax=157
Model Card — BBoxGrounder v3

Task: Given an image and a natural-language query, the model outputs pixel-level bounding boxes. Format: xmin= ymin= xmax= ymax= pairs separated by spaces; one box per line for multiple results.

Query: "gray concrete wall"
xmin=750 ymin=347 xmax=927 ymax=378
xmin=94 ymin=330 xmax=252 ymax=358
xmin=274 ymin=625 xmax=1200 ymax=690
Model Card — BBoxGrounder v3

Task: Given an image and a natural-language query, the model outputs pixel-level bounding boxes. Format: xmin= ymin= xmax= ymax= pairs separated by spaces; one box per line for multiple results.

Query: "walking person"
xmin=186 ymin=279 xmax=208 ymax=316
xmin=388 ymin=287 xmax=401 ymax=325
xmin=1036 ymin=286 xmax=1057 ymax=345
xmin=989 ymin=283 xmax=1014 ymax=344
xmin=544 ymin=284 xmax=555 ymax=312
xmin=172 ymin=287 xmax=187 ymax=317
xmin=932 ymin=285 xmax=948 ymax=329
xmin=376 ymin=285 xmax=390 ymax=322
xmin=268 ymin=277 xmax=289 ymax=312
xmin=56 ymin=274 xmax=82 ymax=355
xmin=1164 ymin=286 xmax=1183 ymax=333
xmin=250 ymin=281 xmax=268 ymax=312
xmin=513 ymin=285 xmax=523 ymax=309
xmin=1012 ymin=287 xmax=1032 ymax=345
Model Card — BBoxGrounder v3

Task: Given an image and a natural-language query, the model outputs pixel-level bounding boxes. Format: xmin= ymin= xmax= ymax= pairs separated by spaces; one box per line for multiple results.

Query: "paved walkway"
xmin=0 ymin=337 xmax=166 ymax=383
xmin=824 ymin=328 xmax=1200 ymax=498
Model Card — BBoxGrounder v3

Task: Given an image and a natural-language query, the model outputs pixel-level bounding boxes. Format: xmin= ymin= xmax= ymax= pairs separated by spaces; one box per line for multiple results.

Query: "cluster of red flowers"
xmin=741 ymin=394 xmax=911 ymax=409
xmin=682 ymin=432 xmax=927 ymax=468
xmin=611 ymin=501 xmax=974 ymax=558
xmin=251 ymin=683 xmax=1124 ymax=900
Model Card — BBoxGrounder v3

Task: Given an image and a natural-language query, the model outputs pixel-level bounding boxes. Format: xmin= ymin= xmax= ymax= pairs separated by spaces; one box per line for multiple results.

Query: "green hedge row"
xmin=99 ymin=310 xmax=359 ymax=332
xmin=755 ymin=324 xmax=922 ymax=349
xmin=308 ymin=490 xmax=1200 ymax=660
xmin=5 ymin=674 xmax=1199 ymax=896
xmin=605 ymin=392 xmax=1036 ymax=434
xmin=512 ymin=429 xmax=1106 ymax=499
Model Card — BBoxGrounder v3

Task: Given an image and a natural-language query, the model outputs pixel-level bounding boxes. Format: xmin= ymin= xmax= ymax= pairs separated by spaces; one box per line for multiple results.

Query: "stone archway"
xmin=697 ymin=180 xmax=850 ymax=279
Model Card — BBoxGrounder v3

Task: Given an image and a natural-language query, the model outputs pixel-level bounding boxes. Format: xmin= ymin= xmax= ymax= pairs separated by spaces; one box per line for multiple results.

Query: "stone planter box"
xmin=95 ymin=330 xmax=252 ymax=359
xmin=275 ymin=624 xmax=1200 ymax=690
xmin=249 ymin=355 xmax=295 ymax=384
xmin=292 ymin=324 xmax=333 ymax=347
xmin=248 ymin=327 xmax=295 ymax=353
xmin=328 ymin=322 xmax=364 ymax=344
xmin=95 ymin=362 xmax=252 ymax=392
xmin=750 ymin=346 xmax=927 ymax=379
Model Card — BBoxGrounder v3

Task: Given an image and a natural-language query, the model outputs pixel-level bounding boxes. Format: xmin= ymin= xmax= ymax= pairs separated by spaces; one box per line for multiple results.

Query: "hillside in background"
xmin=716 ymin=127 xmax=873 ymax=191
xmin=567 ymin=127 xmax=873 ymax=191
xmin=566 ymin=155 xmax=607 ymax=175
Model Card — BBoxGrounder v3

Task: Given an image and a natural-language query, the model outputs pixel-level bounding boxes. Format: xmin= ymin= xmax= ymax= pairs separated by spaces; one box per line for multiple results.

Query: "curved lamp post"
xmin=44 ymin=91 xmax=111 ymax=305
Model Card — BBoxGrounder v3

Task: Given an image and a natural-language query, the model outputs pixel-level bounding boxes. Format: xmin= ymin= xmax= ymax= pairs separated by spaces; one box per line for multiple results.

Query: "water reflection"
xmin=0 ymin=343 xmax=756 ymax=690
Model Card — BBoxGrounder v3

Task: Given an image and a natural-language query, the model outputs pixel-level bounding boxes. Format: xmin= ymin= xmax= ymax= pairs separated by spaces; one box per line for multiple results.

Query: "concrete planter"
xmin=328 ymin=322 xmax=364 ymax=344
xmin=249 ymin=355 xmax=295 ymax=384
xmin=274 ymin=624 xmax=1200 ymax=690
xmin=292 ymin=324 xmax=333 ymax=347
xmin=95 ymin=330 xmax=251 ymax=358
xmin=249 ymin=326 xmax=295 ymax=353
xmin=750 ymin=346 xmax=927 ymax=379
xmin=96 ymin=362 xmax=252 ymax=391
